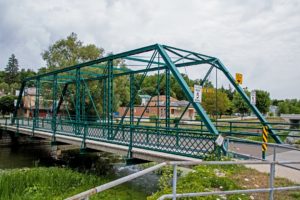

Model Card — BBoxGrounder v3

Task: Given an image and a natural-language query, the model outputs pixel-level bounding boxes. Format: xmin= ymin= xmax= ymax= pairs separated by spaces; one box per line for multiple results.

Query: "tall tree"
xmin=5 ymin=54 xmax=19 ymax=85
xmin=42 ymin=32 xmax=104 ymax=69
xmin=19 ymin=69 xmax=36 ymax=83
xmin=232 ymin=90 xmax=251 ymax=117
xmin=255 ymin=90 xmax=271 ymax=115
xmin=202 ymin=89 xmax=231 ymax=118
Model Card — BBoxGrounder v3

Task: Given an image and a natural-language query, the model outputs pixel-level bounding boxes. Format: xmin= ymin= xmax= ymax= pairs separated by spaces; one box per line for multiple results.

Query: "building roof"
xmin=139 ymin=94 xmax=151 ymax=98
xmin=150 ymin=95 xmax=177 ymax=102
xmin=24 ymin=87 xmax=37 ymax=96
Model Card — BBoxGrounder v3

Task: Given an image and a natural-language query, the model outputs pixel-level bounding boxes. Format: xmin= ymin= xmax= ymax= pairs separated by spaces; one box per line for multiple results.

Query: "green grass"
xmin=147 ymin=162 xmax=300 ymax=200
xmin=245 ymin=131 xmax=290 ymax=143
xmin=147 ymin=163 xmax=250 ymax=200
xmin=0 ymin=167 xmax=146 ymax=200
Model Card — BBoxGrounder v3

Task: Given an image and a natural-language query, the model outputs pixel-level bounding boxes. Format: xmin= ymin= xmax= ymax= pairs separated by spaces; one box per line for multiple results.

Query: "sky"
xmin=0 ymin=0 xmax=299 ymax=99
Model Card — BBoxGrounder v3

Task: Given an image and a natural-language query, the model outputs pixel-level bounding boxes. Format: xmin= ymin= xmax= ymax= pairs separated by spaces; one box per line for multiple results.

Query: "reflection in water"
xmin=0 ymin=143 xmax=53 ymax=169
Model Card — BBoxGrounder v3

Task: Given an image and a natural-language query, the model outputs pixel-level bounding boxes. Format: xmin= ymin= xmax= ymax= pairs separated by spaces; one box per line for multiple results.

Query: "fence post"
xmin=269 ymin=161 xmax=275 ymax=200
xmin=262 ymin=126 xmax=268 ymax=160
xmin=172 ymin=164 xmax=177 ymax=200
xmin=269 ymin=146 xmax=276 ymax=200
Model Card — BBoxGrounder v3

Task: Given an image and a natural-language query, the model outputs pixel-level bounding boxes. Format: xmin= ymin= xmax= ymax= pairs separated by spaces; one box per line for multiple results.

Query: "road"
xmin=229 ymin=141 xmax=300 ymax=183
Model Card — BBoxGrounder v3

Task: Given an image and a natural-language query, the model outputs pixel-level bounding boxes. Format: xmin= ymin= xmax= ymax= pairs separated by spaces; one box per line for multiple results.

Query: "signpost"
xmin=215 ymin=135 xmax=224 ymax=146
xmin=235 ymin=73 xmax=243 ymax=84
xmin=193 ymin=85 xmax=202 ymax=103
xmin=250 ymin=90 xmax=256 ymax=105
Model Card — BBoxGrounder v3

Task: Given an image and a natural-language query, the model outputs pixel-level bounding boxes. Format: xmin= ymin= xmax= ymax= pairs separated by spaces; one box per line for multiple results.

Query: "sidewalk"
xmin=246 ymin=150 xmax=300 ymax=183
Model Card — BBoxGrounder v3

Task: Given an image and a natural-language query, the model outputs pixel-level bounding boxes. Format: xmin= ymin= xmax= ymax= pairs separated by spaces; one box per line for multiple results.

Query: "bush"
xmin=0 ymin=95 xmax=16 ymax=116
xmin=149 ymin=115 xmax=158 ymax=123
xmin=173 ymin=117 xmax=180 ymax=124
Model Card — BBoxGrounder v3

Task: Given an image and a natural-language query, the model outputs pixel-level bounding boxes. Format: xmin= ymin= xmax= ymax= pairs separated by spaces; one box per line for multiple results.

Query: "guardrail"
xmin=65 ymin=160 xmax=300 ymax=200
xmin=8 ymin=115 xmax=300 ymax=139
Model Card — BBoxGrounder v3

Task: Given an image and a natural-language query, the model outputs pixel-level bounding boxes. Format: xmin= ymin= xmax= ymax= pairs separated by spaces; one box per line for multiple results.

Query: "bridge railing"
xmin=65 ymin=160 xmax=300 ymax=200
xmin=6 ymin=116 xmax=219 ymax=159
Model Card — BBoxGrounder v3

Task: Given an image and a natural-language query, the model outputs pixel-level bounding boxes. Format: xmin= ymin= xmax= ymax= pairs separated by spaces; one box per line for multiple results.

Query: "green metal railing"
xmin=11 ymin=116 xmax=218 ymax=159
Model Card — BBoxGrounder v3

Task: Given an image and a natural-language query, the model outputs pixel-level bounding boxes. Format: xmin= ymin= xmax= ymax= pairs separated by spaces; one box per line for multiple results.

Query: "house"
xmin=18 ymin=87 xmax=65 ymax=118
xmin=139 ymin=94 xmax=151 ymax=106
xmin=118 ymin=95 xmax=195 ymax=120
xmin=269 ymin=105 xmax=278 ymax=116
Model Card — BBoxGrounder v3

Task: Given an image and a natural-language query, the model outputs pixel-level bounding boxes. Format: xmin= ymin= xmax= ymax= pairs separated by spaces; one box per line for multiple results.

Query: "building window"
xmin=171 ymin=109 xmax=174 ymax=114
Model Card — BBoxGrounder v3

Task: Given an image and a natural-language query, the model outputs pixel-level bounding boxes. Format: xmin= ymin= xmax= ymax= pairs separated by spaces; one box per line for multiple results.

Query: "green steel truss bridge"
xmin=3 ymin=44 xmax=286 ymax=161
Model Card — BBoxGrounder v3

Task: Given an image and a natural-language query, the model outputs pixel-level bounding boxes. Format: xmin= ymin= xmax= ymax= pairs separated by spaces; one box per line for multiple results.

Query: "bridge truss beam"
xmin=11 ymin=44 xmax=282 ymax=161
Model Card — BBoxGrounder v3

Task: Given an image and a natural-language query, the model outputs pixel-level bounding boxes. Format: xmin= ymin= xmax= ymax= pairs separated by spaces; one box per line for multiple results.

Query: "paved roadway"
xmin=229 ymin=141 xmax=300 ymax=183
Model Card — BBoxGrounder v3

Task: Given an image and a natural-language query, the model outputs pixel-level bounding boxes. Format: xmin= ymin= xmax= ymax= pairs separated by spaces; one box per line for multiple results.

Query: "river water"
xmin=0 ymin=137 xmax=159 ymax=196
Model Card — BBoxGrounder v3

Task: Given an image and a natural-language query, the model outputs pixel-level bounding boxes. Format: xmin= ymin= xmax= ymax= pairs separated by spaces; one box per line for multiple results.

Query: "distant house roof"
xmin=170 ymin=100 xmax=190 ymax=107
xmin=150 ymin=95 xmax=177 ymax=103
xmin=24 ymin=87 xmax=37 ymax=96
xmin=139 ymin=94 xmax=151 ymax=98
xmin=147 ymin=95 xmax=192 ymax=107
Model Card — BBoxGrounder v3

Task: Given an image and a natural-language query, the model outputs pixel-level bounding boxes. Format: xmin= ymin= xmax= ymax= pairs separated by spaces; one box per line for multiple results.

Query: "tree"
xmin=10 ymin=83 xmax=21 ymax=96
xmin=19 ymin=69 xmax=36 ymax=83
xmin=41 ymin=33 xmax=108 ymax=116
xmin=278 ymin=99 xmax=300 ymax=114
xmin=5 ymin=54 xmax=19 ymax=85
xmin=42 ymin=32 xmax=104 ymax=69
xmin=0 ymin=95 xmax=16 ymax=116
xmin=232 ymin=90 xmax=251 ymax=117
xmin=202 ymin=89 xmax=231 ymax=118
xmin=255 ymin=90 xmax=271 ymax=115
xmin=0 ymin=82 xmax=9 ymax=94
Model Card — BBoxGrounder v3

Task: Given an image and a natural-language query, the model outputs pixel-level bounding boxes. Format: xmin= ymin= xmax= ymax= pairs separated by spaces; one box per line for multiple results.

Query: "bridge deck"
xmin=1 ymin=119 xmax=217 ymax=161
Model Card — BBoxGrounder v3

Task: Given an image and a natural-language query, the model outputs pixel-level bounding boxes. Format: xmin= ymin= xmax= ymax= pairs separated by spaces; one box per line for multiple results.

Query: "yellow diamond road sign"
xmin=235 ymin=73 xmax=243 ymax=84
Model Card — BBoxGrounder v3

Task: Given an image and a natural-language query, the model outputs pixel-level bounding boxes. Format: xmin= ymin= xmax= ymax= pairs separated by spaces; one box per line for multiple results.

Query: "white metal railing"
xmin=65 ymin=160 xmax=300 ymax=200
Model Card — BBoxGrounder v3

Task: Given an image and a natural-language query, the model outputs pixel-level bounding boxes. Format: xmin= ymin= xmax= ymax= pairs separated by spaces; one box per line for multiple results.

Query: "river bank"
xmin=0 ymin=138 xmax=159 ymax=199
xmin=0 ymin=167 xmax=148 ymax=200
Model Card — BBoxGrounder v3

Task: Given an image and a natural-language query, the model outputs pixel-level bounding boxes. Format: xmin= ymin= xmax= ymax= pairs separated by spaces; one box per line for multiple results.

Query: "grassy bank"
xmin=148 ymin=163 xmax=300 ymax=200
xmin=0 ymin=167 xmax=146 ymax=200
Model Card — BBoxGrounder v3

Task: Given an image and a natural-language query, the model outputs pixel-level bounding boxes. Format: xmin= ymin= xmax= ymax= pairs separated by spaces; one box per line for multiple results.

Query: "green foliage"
xmin=278 ymin=99 xmax=300 ymax=114
xmin=5 ymin=54 xmax=19 ymax=85
xmin=19 ymin=69 xmax=36 ymax=84
xmin=0 ymin=167 xmax=146 ymax=200
xmin=0 ymin=82 xmax=9 ymax=93
xmin=148 ymin=164 xmax=249 ymax=200
xmin=42 ymin=32 xmax=104 ymax=70
xmin=202 ymin=89 xmax=231 ymax=118
xmin=149 ymin=115 xmax=158 ymax=123
xmin=232 ymin=90 xmax=251 ymax=117
xmin=0 ymin=95 xmax=16 ymax=116
xmin=255 ymin=90 xmax=271 ymax=114
xmin=195 ymin=115 xmax=201 ymax=121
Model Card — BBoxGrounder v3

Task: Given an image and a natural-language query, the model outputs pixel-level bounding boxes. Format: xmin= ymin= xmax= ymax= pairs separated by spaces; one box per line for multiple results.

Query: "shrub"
xmin=149 ymin=115 xmax=158 ymax=123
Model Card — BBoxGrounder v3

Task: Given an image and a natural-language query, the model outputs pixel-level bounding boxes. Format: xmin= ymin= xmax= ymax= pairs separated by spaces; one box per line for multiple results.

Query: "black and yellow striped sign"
xmin=262 ymin=126 xmax=268 ymax=151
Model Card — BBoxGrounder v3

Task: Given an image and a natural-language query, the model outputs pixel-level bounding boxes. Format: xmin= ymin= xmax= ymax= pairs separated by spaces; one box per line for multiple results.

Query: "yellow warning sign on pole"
xmin=235 ymin=73 xmax=243 ymax=85
xmin=262 ymin=126 xmax=269 ymax=159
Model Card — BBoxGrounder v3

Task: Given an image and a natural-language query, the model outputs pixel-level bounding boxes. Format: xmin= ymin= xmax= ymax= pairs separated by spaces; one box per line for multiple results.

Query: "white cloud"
xmin=0 ymin=0 xmax=299 ymax=99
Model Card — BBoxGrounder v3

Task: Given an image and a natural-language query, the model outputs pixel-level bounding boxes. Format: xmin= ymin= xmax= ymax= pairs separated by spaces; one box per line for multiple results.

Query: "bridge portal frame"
xmin=12 ymin=44 xmax=282 ymax=157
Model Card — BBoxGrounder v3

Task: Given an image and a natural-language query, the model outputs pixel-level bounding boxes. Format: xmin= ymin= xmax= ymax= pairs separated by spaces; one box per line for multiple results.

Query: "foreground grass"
xmin=148 ymin=164 xmax=250 ymax=200
xmin=147 ymin=163 xmax=300 ymax=200
xmin=0 ymin=167 xmax=146 ymax=200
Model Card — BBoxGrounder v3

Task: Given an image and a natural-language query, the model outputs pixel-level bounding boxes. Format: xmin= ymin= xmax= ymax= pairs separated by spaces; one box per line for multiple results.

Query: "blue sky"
xmin=0 ymin=0 xmax=299 ymax=99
